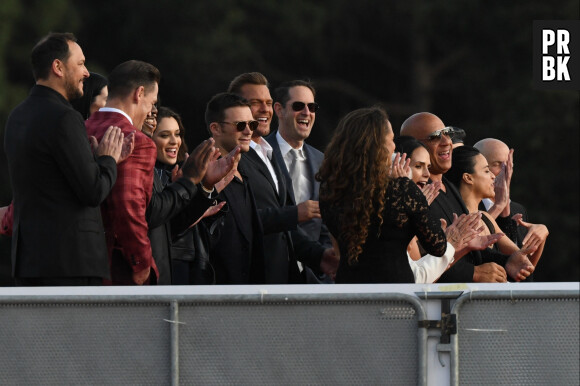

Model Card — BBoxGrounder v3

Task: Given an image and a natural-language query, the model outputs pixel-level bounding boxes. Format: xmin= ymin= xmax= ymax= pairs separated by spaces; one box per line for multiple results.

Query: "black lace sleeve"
xmin=395 ymin=178 xmax=447 ymax=257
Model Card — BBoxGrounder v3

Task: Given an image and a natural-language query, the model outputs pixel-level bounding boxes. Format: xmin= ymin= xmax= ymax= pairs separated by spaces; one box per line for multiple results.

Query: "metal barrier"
xmin=0 ymin=283 xmax=578 ymax=385
xmin=450 ymin=290 xmax=580 ymax=386
xmin=0 ymin=291 xmax=427 ymax=386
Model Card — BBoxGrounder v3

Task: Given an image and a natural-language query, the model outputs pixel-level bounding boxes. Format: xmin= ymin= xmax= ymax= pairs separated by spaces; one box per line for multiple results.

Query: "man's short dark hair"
xmin=274 ymin=79 xmax=316 ymax=106
xmin=107 ymin=60 xmax=160 ymax=99
xmin=31 ymin=32 xmax=77 ymax=81
xmin=205 ymin=93 xmax=251 ymax=134
xmin=227 ymin=72 xmax=269 ymax=95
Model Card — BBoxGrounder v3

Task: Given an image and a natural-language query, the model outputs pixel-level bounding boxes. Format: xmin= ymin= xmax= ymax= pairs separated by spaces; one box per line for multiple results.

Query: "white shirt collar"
xmin=482 ymin=198 xmax=494 ymax=211
xmin=98 ymin=107 xmax=133 ymax=125
xmin=250 ymin=138 xmax=274 ymax=160
xmin=276 ymin=131 xmax=304 ymax=159
xmin=482 ymin=197 xmax=511 ymax=211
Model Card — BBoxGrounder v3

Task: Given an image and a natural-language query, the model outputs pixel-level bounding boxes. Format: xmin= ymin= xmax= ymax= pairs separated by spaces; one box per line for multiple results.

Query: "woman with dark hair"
xmin=393 ymin=136 xmax=493 ymax=283
xmin=70 ymin=72 xmax=107 ymax=119
xmin=150 ymin=107 xmax=222 ymax=284
xmin=446 ymin=146 xmax=543 ymax=268
xmin=317 ymin=106 xmax=448 ymax=283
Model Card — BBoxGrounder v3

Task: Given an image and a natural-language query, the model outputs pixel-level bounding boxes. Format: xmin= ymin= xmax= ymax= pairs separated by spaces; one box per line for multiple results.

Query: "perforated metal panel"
xmin=0 ymin=303 xmax=171 ymax=385
xmin=178 ymin=299 xmax=420 ymax=385
xmin=453 ymin=294 xmax=579 ymax=386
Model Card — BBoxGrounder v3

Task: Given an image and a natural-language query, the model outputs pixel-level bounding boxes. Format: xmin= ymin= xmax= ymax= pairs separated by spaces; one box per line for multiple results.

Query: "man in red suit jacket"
xmin=86 ymin=60 xmax=160 ymax=285
xmin=86 ymin=60 xmax=240 ymax=285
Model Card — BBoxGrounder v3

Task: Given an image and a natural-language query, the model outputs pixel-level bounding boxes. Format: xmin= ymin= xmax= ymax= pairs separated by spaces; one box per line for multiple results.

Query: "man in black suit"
xmin=228 ymin=73 xmax=337 ymax=284
xmin=4 ymin=32 xmax=128 ymax=286
xmin=267 ymin=80 xmax=334 ymax=283
xmin=204 ymin=93 xmax=265 ymax=284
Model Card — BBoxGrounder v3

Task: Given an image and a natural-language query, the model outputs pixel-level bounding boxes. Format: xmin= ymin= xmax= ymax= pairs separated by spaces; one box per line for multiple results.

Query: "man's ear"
xmin=133 ymin=86 xmax=145 ymax=103
xmin=273 ymin=102 xmax=284 ymax=118
xmin=462 ymin=172 xmax=474 ymax=185
xmin=209 ymin=122 xmax=221 ymax=137
xmin=52 ymin=59 xmax=65 ymax=78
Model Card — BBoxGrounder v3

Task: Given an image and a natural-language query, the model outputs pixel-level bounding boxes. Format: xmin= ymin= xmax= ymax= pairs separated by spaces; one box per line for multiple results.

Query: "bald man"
xmin=474 ymin=138 xmax=548 ymax=269
xmin=400 ymin=113 xmax=534 ymax=283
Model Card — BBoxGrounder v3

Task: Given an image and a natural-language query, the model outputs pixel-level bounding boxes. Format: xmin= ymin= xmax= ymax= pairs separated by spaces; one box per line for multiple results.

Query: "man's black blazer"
xmin=209 ymin=164 xmax=266 ymax=284
xmin=4 ymin=85 xmax=117 ymax=279
xmin=240 ymin=147 xmax=324 ymax=283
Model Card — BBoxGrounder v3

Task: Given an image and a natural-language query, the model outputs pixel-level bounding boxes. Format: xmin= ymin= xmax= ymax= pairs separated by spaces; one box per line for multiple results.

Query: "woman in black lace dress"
xmin=317 ymin=106 xmax=447 ymax=283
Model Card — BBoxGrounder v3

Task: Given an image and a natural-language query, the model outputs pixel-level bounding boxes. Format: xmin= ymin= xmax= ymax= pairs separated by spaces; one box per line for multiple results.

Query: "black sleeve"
xmin=147 ymin=177 xmax=198 ymax=229
xmin=291 ymin=227 xmax=326 ymax=269
xmin=54 ymin=110 xmax=117 ymax=207
xmin=400 ymin=178 xmax=447 ymax=257
xmin=437 ymin=258 xmax=475 ymax=283
xmin=169 ymin=184 xmax=215 ymax=236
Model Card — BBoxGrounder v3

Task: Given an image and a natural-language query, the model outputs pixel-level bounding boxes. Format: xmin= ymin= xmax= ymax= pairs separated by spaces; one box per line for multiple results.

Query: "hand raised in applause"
xmin=178 ymin=138 xmax=218 ymax=185
xmin=421 ymin=180 xmax=441 ymax=205
xmin=388 ymin=152 xmax=411 ymax=179
xmin=118 ymin=131 xmax=135 ymax=163
xmin=202 ymin=145 xmax=241 ymax=189
xmin=512 ymin=214 xmax=549 ymax=250
xmin=90 ymin=126 xmax=125 ymax=163
xmin=441 ymin=213 xmax=483 ymax=252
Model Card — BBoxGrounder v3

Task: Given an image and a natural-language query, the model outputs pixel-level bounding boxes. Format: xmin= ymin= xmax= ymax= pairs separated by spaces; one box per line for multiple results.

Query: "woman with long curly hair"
xmin=317 ymin=106 xmax=447 ymax=283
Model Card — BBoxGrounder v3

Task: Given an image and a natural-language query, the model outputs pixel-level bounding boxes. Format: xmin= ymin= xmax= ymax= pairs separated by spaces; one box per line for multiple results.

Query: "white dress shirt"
xmin=250 ymin=139 xmax=279 ymax=193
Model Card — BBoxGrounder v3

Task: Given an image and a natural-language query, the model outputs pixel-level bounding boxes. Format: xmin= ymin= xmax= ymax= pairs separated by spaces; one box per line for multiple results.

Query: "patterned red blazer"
xmin=86 ymin=110 xmax=158 ymax=284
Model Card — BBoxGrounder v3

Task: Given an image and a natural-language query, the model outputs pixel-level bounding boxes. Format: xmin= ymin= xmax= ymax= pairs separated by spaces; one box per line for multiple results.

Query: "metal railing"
xmin=0 ymin=283 xmax=578 ymax=385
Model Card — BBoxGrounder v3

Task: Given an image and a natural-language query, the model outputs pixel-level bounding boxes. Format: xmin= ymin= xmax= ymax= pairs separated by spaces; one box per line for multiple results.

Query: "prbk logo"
xmin=533 ymin=20 xmax=579 ymax=90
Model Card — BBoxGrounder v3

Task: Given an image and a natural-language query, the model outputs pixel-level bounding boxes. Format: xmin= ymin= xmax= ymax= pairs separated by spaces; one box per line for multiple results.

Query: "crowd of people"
xmin=0 ymin=32 xmax=549 ymax=286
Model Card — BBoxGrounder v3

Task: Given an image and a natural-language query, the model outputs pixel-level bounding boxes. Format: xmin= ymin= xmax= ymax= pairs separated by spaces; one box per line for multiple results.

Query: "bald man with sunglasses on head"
xmin=401 ymin=112 xmax=534 ymax=283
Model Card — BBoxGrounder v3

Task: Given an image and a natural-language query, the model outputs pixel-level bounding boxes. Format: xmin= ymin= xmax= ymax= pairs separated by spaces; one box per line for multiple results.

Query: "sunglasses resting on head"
xmin=422 ymin=127 xmax=455 ymax=141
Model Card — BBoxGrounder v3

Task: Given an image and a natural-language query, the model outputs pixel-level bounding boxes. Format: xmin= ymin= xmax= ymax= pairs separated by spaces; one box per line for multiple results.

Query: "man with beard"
xmin=4 ymin=33 xmax=128 ymax=286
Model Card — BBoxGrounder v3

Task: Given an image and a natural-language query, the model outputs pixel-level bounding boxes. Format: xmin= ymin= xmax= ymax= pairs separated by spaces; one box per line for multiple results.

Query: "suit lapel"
xmin=269 ymin=138 xmax=296 ymax=205
xmin=222 ymin=181 xmax=252 ymax=243
xmin=244 ymin=148 xmax=280 ymax=198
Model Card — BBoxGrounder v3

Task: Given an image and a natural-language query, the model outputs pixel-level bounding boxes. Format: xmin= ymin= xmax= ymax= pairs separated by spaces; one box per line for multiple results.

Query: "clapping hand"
xmin=389 ymin=152 xmax=411 ymax=178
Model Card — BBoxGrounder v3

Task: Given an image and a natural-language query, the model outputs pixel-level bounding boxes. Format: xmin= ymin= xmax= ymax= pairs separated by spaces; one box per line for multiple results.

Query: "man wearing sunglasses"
xmin=228 ymin=73 xmax=338 ymax=284
xmin=265 ymin=80 xmax=335 ymax=284
xmin=204 ymin=92 xmax=265 ymax=284
xmin=401 ymin=112 xmax=534 ymax=283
